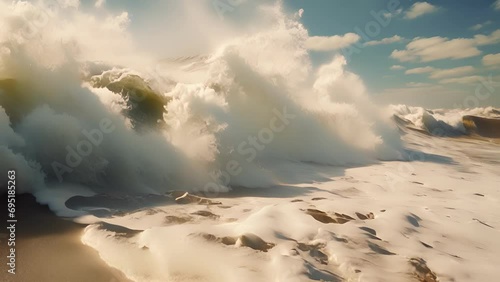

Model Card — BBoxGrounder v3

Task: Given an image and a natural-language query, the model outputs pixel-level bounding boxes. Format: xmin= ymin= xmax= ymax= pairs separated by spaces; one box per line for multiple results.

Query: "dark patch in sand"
xmin=191 ymin=210 xmax=220 ymax=219
xmin=297 ymin=242 xmax=329 ymax=265
xmin=407 ymin=213 xmax=421 ymax=228
xmin=356 ymin=212 xmax=375 ymax=220
xmin=306 ymin=209 xmax=354 ymax=224
xmin=171 ymin=192 xmax=222 ymax=205
xmin=311 ymin=197 xmax=327 ymax=201
xmin=473 ymin=218 xmax=494 ymax=229
xmin=359 ymin=227 xmax=377 ymax=236
xmin=164 ymin=215 xmax=192 ymax=224
xmin=191 ymin=232 xmax=275 ymax=252
xmin=368 ymin=242 xmax=396 ymax=255
xmin=409 ymin=257 xmax=438 ymax=282
xmin=239 ymin=233 xmax=275 ymax=252
xmin=420 ymin=241 xmax=433 ymax=249
xmin=95 ymin=223 xmax=141 ymax=238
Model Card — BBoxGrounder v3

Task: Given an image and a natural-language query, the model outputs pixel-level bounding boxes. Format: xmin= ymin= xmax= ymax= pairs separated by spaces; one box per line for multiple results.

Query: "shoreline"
xmin=0 ymin=194 xmax=130 ymax=282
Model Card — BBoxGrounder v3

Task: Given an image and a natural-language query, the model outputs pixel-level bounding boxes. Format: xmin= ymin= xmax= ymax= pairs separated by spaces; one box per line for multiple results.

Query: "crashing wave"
xmin=392 ymin=105 xmax=500 ymax=138
xmin=0 ymin=0 xmax=402 ymax=217
xmin=463 ymin=115 xmax=500 ymax=138
xmin=86 ymin=67 xmax=170 ymax=130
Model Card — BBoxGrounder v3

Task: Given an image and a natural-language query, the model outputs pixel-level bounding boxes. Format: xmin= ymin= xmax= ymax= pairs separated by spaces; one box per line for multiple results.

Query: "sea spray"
xmin=1 ymin=1 xmax=402 ymax=215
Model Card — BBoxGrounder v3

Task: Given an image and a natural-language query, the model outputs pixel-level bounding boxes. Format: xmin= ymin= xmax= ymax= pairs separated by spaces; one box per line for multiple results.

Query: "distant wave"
xmin=463 ymin=115 xmax=500 ymax=138
xmin=392 ymin=105 xmax=500 ymax=138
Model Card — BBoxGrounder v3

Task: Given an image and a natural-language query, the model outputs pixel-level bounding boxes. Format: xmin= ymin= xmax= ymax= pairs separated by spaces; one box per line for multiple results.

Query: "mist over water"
xmin=1 ymin=0 xmax=405 ymax=214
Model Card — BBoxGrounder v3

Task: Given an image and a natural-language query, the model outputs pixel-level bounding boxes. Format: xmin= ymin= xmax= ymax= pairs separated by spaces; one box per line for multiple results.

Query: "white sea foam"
xmin=0 ymin=1 xmax=401 ymax=205
xmin=392 ymin=104 xmax=500 ymax=135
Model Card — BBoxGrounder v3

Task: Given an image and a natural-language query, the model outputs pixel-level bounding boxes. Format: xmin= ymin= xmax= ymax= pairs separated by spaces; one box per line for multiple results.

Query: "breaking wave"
xmin=392 ymin=105 xmax=500 ymax=138
xmin=0 ymin=1 xmax=402 ymax=215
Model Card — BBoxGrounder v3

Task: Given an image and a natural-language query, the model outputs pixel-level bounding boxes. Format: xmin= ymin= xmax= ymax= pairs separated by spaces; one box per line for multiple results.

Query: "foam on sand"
xmin=82 ymin=131 xmax=500 ymax=282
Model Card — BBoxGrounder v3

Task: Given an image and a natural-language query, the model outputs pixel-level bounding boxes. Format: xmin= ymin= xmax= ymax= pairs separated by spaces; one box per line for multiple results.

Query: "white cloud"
xmin=429 ymin=66 xmax=475 ymax=79
xmin=470 ymin=21 xmax=492 ymax=31
xmin=474 ymin=30 xmax=500 ymax=45
xmin=365 ymin=35 xmax=404 ymax=46
xmin=406 ymin=66 xmax=475 ymax=79
xmin=391 ymin=29 xmax=500 ymax=62
xmin=482 ymin=53 xmax=500 ymax=66
xmin=439 ymin=76 xmax=483 ymax=84
xmin=306 ymin=33 xmax=360 ymax=51
xmin=405 ymin=66 xmax=435 ymax=74
xmin=405 ymin=2 xmax=438 ymax=20
xmin=470 ymin=24 xmax=483 ymax=31
xmin=383 ymin=8 xmax=402 ymax=19
xmin=381 ymin=75 xmax=500 ymax=108
xmin=390 ymin=65 xmax=405 ymax=70
xmin=406 ymin=82 xmax=431 ymax=87
xmin=494 ymin=0 xmax=500 ymax=10
xmin=392 ymin=37 xmax=479 ymax=62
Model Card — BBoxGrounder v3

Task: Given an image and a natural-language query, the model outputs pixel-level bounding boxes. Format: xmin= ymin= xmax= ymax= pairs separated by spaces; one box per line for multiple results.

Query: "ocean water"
xmin=1 ymin=1 xmax=499 ymax=281
xmin=0 ymin=1 xmax=407 ymax=207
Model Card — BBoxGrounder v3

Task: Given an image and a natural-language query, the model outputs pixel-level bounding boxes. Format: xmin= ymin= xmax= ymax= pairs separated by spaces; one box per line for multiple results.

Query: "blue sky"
xmin=282 ymin=1 xmax=499 ymax=103
xmin=84 ymin=0 xmax=500 ymax=107
xmin=286 ymin=0 xmax=500 ymax=107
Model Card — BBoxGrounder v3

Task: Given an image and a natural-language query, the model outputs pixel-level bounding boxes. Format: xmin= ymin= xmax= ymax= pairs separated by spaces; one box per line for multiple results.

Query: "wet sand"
xmin=0 ymin=194 xmax=130 ymax=282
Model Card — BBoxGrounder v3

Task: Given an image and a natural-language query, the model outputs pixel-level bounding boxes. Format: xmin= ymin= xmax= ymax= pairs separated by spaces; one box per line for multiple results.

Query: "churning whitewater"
xmin=0 ymin=1 xmax=403 ymax=214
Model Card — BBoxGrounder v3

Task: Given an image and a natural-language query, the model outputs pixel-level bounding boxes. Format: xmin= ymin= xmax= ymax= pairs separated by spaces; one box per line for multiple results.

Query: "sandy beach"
xmin=0 ymin=194 xmax=130 ymax=282
xmin=79 ymin=132 xmax=500 ymax=282
xmin=2 ymin=131 xmax=500 ymax=282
